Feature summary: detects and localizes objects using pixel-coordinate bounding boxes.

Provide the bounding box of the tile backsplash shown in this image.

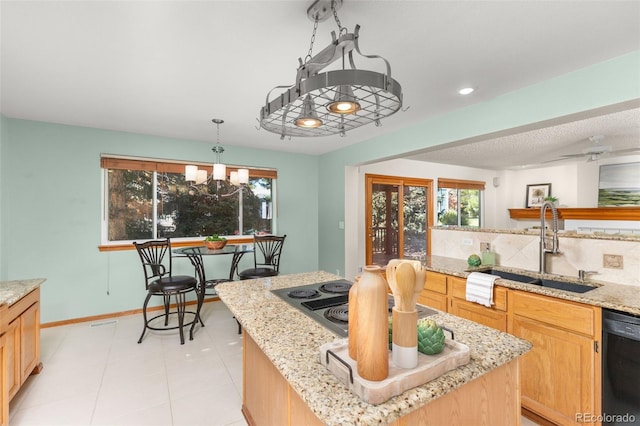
[431,228,639,287]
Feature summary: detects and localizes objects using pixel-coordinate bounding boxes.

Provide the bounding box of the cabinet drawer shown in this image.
[450,277,507,312]
[510,290,596,337]
[424,271,447,294]
[450,299,507,332]
[417,290,447,312]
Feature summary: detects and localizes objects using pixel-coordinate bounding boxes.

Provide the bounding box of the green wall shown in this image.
[0,119,319,322]
[2,50,639,323]
[317,50,640,276]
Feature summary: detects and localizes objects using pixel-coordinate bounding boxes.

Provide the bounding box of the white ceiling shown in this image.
[1,1,640,168]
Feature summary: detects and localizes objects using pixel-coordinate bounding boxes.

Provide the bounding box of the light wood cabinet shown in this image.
[19,302,40,385]
[243,332,288,426]
[420,271,602,425]
[0,304,8,426]
[242,329,522,425]
[416,271,448,311]
[243,332,323,426]
[4,288,42,403]
[448,276,508,332]
[5,318,20,400]
[508,290,601,425]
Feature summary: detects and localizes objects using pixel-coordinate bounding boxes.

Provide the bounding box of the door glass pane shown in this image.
[403,185,427,260]
[460,189,480,227]
[437,188,459,225]
[371,183,399,266]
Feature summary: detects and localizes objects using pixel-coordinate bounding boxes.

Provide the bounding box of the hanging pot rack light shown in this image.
[259,0,403,139]
[185,119,249,197]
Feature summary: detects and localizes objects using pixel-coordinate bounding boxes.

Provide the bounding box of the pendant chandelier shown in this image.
[185,119,249,196]
[259,0,403,139]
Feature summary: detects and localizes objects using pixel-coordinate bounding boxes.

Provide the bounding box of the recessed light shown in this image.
[458,87,474,95]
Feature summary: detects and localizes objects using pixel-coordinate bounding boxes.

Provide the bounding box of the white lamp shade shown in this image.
[238,168,249,184]
[185,165,198,182]
[230,171,239,186]
[195,169,208,185]
[213,163,226,180]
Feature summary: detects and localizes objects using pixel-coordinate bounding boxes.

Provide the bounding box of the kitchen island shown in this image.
[217,271,531,425]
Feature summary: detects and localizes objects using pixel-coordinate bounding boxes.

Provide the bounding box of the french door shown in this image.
[365,174,433,266]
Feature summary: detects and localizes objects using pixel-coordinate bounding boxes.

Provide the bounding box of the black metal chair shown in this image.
[134,238,203,344]
[238,235,286,280]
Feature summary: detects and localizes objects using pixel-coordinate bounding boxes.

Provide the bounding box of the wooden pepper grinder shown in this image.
[356,265,389,381]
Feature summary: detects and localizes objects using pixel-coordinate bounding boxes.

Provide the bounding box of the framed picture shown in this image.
[526,183,551,208]
[598,162,640,206]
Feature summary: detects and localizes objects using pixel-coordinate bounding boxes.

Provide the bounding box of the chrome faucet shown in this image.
[539,201,560,274]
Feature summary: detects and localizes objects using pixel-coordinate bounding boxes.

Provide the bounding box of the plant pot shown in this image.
[205,240,227,250]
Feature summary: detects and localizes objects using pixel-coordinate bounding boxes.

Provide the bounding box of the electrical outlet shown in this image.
[603,254,623,269]
[462,238,473,246]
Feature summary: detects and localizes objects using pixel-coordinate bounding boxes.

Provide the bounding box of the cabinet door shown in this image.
[424,272,447,294]
[417,291,448,312]
[244,333,288,426]
[450,299,507,332]
[0,332,8,426]
[6,318,20,400]
[20,302,40,383]
[418,271,448,311]
[512,315,598,425]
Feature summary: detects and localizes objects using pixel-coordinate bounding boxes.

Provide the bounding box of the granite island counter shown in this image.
[216,271,531,426]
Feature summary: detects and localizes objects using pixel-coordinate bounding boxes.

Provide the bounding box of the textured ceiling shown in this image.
[1,1,640,166]
[407,104,640,170]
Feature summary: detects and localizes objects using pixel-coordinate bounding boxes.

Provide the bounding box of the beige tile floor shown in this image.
[10,300,539,426]
[9,301,247,426]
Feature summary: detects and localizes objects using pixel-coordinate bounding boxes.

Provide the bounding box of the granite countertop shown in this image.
[433,226,640,242]
[0,278,46,306]
[424,255,640,316]
[216,271,531,425]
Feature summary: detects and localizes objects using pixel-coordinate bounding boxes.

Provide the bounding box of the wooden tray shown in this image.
[319,338,470,405]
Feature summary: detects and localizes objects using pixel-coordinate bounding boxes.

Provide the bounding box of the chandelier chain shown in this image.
[304,19,319,64]
[332,0,346,35]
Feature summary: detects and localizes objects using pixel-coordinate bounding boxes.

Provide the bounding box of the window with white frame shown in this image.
[436,178,484,227]
[101,156,276,243]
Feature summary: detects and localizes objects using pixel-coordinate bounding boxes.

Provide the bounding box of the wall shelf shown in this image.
[508,207,640,221]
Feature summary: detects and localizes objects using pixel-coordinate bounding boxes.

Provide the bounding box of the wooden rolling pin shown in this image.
[395,262,416,312]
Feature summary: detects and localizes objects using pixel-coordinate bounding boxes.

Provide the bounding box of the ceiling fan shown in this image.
[546,135,640,163]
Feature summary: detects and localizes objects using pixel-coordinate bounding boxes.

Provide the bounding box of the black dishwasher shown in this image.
[602,309,640,425]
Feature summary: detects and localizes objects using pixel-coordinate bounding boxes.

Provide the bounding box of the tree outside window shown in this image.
[102,157,275,243]
[436,178,484,227]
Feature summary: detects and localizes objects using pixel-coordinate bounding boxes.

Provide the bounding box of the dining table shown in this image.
[173,244,254,297]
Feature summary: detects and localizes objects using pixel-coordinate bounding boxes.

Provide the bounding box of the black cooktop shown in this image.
[271,279,437,337]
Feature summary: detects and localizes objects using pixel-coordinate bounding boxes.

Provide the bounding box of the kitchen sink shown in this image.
[480,269,597,293]
[481,270,537,283]
[528,278,596,293]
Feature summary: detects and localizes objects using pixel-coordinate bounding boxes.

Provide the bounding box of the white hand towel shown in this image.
[466,272,499,308]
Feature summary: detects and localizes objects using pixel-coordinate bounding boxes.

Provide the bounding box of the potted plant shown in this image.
[543,196,559,206]
[204,234,227,250]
